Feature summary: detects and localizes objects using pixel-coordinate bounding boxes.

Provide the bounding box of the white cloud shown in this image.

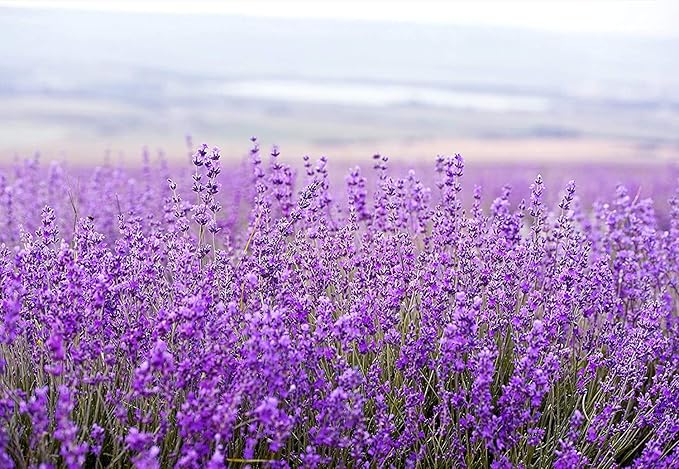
[1,0,678,37]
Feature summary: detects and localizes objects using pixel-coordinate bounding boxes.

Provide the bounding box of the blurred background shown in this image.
[0,0,678,164]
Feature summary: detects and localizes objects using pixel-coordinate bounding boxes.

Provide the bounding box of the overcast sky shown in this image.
[2,0,678,38]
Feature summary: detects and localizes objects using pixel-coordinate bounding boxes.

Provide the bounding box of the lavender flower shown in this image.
[0,141,676,468]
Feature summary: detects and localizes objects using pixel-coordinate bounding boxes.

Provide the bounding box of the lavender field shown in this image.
[0,140,677,468]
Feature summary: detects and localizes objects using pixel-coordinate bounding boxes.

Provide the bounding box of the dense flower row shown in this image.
[0,141,677,468]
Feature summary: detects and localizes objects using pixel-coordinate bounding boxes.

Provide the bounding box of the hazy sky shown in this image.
[2,0,678,38]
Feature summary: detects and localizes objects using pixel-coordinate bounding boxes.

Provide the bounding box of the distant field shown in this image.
[1,9,678,164]
[1,94,677,165]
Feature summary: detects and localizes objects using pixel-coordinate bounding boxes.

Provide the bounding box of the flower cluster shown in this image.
[0,142,677,468]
